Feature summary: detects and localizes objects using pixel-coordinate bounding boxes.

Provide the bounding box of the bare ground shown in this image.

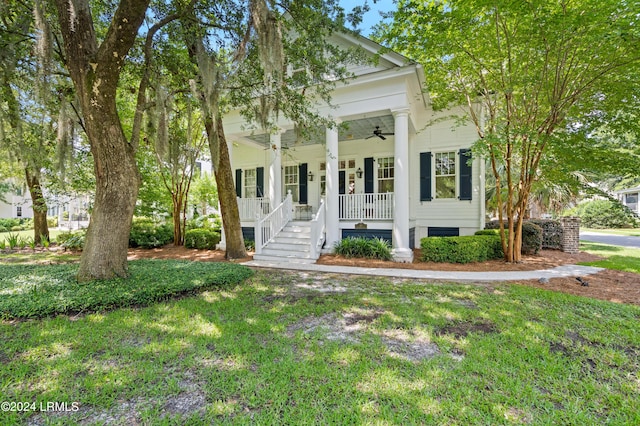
[125,246,640,307]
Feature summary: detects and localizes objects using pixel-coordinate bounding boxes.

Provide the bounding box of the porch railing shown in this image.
[309,199,326,259]
[339,193,394,220]
[238,197,270,221]
[255,192,293,255]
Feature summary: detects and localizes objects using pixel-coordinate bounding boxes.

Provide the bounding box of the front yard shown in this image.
[0,256,638,424]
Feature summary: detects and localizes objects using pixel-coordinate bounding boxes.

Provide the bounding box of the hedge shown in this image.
[129,218,173,248]
[185,228,221,250]
[420,235,503,263]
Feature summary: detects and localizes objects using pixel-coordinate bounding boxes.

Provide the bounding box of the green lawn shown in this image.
[1,259,639,424]
[582,228,640,237]
[0,229,63,245]
[579,241,640,274]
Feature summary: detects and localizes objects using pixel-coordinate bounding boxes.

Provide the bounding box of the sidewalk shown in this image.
[241,260,604,282]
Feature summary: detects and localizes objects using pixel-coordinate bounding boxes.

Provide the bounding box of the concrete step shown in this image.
[267,242,311,251]
[282,226,312,233]
[277,231,311,240]
[253,254,317,264]
[261,247,312,258]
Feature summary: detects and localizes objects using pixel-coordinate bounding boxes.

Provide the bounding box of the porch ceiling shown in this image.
[245,114,394,148]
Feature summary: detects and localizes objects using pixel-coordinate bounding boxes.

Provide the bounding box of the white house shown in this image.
[221,33,485,263]
[0,186,33,220]
[616,186,640,216]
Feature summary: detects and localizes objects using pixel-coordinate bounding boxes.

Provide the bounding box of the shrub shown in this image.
[244,239,255,251]
[0,226,7,233]
[474,229,500,236]
[56,230,86,250]
[420,235,503,263]
[186,213,222,231]
[521,222,543,255]
[184,228,220,250]
[129,218,173,248]
[568,199,638,229]
[0,218,20,229]
[0,260,254,319]
[5,233,20,250]
[47,216,58,227]
[62,233,86,251]
[334,237,393,260]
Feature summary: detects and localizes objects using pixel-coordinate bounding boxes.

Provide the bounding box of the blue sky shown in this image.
[342,0,397,36]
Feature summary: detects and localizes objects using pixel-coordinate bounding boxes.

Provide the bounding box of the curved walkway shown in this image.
[242,260,604,282]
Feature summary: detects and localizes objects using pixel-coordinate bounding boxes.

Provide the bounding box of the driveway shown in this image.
[580,231,640,249]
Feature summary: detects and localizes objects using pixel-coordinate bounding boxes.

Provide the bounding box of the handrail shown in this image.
[338,193,394,220]
[255,191,293,254]
[309,198,326,259]
[238,197,270,221]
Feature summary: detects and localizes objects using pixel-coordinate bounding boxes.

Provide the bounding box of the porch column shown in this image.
[392,108,413,262]
[326,123,340,249]
[269,130,283,208]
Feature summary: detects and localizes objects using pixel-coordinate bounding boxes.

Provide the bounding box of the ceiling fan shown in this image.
[366,126,394,140]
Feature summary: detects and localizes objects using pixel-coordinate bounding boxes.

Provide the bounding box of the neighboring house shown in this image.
[0,185,33,219]
[0,181,91,229]
[616,187,640,216]
[221,33,485,263]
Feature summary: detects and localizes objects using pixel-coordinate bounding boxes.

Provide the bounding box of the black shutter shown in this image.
[299,163,308,204]
[235,169,242,198]
[459,149,472,201]
[420,152,432,201]
[364,157,374,193]
[256,167,264,197]
[339,171,346,195]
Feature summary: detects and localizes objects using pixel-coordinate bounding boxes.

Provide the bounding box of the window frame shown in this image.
[434,151,457,199]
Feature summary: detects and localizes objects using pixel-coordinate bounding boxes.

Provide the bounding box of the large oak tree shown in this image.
[52,0,150,280]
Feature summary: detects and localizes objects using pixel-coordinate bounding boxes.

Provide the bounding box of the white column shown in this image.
[392,108,413,262]
[325,124,340,249]
[269,130,283,208]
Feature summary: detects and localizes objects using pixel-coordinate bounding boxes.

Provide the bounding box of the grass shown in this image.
[0,260,253,319]
[1,259,639,424]
[579,241,640,274]
[582,228,640,237]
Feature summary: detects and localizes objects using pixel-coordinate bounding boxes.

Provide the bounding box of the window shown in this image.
[340,159,356,194]
[626,193,638,212]
[16,206,22,217]
[244,169,257,198]
[284,165,299,202]
[435,151,456,198]
[377,157,394,193]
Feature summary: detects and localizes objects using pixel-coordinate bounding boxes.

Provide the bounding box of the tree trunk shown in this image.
[76,109,140,281]
[212,117,246,259]
[25,168,49,245]
[172,193,184,246]
[53,0,149,281]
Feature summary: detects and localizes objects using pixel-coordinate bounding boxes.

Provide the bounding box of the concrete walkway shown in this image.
[242,260,604,282]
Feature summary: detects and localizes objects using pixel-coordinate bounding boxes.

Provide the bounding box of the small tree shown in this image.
[378,0,640,261]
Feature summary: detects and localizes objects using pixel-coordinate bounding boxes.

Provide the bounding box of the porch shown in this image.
[238,193,395,222]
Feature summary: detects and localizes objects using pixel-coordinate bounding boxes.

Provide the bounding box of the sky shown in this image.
[342,0,397,36]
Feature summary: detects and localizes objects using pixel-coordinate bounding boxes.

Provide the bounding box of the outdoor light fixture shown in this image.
[308,170,314,181]
[356,167,363,178]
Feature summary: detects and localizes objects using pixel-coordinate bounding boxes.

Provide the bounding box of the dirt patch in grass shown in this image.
[436,320,498,338]
[287,309,442,362]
